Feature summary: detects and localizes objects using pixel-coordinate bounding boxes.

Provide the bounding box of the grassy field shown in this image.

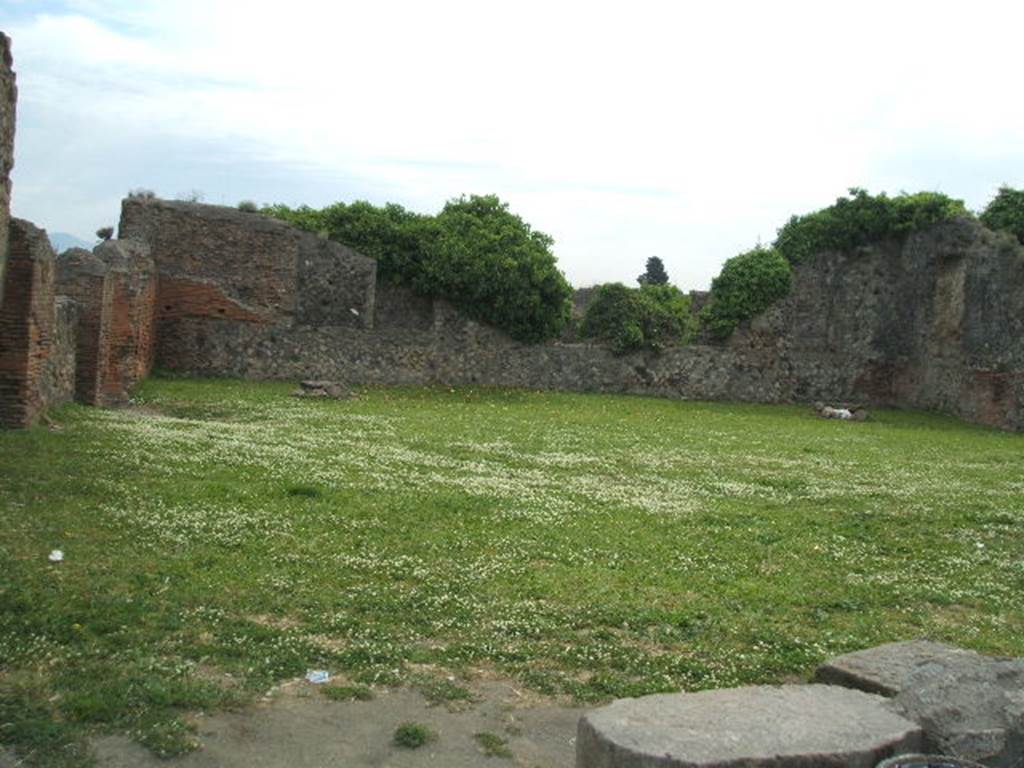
[1,378,1022,765]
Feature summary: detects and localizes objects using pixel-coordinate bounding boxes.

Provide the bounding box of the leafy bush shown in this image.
[580,282,695,353]
[95,226,114,241]
[427,195,571,343]
[127,188,156,200]
[774,188,968,264]
[265,200,437,286]
[237,200,259,213]
[980,186,1024,243]
[267,195,572,343]
[700,247,791,339]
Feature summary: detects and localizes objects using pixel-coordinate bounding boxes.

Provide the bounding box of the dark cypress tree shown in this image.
[637,256,669,286]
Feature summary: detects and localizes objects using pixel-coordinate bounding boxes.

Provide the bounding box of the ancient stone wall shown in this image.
[0,32,15,305]
[126,198,1024,432]
[56,248,114,404]
[119,198,376,325]
[0,219,73,427]
[42,296,77,408]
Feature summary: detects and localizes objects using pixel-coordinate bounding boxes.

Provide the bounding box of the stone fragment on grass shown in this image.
[291,380,351,399]
[817,641,1024,767]
[815,640,975,696]
[576,684,923,768]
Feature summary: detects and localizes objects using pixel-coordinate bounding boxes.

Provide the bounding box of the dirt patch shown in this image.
[92,679,584,767]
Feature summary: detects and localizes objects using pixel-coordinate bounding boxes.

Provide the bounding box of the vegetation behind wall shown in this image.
[699,188,970,339]
[265,195,572,343]
[980,186,1024,244]
[580,282,695,353]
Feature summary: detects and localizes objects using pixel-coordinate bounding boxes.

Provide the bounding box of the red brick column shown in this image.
[94,239,156,402]
[0,219,55,428]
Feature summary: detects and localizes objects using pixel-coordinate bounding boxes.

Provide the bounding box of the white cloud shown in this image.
[7,0,1024,288]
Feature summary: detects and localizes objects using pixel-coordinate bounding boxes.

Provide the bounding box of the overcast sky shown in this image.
[3,0,1023,289]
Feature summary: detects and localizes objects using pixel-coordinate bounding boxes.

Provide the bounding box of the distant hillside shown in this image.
[48,231,92,253]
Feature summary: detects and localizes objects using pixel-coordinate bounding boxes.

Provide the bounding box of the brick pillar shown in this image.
[94,239,156,402]
[56,248,113,404]
[0,219,56,428]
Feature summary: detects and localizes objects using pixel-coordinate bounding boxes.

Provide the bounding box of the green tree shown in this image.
[264,200,437,285]
[980,186,1024,243]
[581,282,694,353]
[637,256,669,286]
[428,195,572,343]
[700,246,791,339]
[268,195,572,343]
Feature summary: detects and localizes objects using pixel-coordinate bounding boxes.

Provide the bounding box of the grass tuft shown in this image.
[393,722,435,749]
[321,684,374,702]
[474,731,513,758]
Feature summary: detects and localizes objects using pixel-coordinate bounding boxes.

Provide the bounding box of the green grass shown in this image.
[320,684,374,702]
[474,731,513,758]
[1,377,1022,765]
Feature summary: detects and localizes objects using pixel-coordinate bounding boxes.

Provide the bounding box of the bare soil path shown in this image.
[91,679,583,768]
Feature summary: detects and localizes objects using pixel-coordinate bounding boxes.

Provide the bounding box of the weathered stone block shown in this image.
[576,685,923,768]
[815,640,975,697]
[817,641,1024,767]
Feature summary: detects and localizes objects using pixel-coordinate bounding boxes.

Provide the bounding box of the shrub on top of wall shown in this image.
[700,246,791,339]
[580,282,695,354]
[980,186,1024,244]
[773,188,968,264]
[264,200,437,286]
[265,195,572,343]
[427,195,572,343]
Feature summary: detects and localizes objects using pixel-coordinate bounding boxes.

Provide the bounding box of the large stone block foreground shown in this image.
[577,684,923,768]
[817,641,1024,768]
[579,642,1024,768]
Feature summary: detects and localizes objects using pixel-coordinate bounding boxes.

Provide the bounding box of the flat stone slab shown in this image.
[817,641,1024,767]
[576,684,923,768]
[815,641,985,696]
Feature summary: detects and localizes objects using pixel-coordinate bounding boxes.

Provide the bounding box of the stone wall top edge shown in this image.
[56,247,109,276]
[120,198,379,267]
[121,197,306,235]
[10,218,56,256]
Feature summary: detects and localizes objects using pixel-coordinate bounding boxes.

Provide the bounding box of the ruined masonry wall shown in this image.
[0,220,75,427]
[56,249,114,404]
[124,198,1024,432]
[93,239,157,403]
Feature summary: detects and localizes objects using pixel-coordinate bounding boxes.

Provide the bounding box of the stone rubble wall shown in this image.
[42,296,77,408]
[56,248,114,405]
[124,196,1024,431]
